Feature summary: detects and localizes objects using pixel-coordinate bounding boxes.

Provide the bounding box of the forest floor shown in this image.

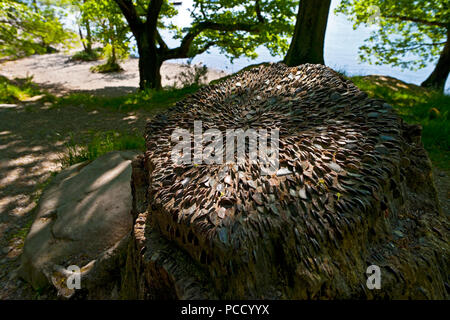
[0,54,448,299]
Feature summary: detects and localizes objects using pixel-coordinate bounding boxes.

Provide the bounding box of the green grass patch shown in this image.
[350,75,449,169]
[0,75,54,103]
[90,61,123,73]
[69,49,102,62]
[55,84,200,112]
[61,131,145,167]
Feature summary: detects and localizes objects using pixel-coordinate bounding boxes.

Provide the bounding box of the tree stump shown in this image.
[121,63,448,299]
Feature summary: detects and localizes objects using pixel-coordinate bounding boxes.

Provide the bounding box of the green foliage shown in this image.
[336,0,449,70]
[170,59,209,87]
[0,0,75,58]
[90,59,123,73]
[78,0,131,67]
[0,75,51,103]
[70,48,102,61]
[350,75,449,169]
[187,0,297,61]
[61,131,145,166]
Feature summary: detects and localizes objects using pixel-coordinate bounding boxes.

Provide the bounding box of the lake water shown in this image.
[159,0,449,93]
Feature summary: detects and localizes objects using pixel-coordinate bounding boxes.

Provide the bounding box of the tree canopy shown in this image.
[81,0,131,68]
[0,0,74,58]
[336,0,449,90]
[113,0,298,89]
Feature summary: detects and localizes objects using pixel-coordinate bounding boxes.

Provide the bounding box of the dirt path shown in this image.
[0,100,153,299]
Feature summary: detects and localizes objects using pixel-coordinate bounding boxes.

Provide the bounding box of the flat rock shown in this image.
[19,151,139,298]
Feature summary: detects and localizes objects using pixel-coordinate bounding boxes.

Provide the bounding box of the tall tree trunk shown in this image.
[284,0,331,66]
[137,32,162,90]
[421,29,449,92]
[78,25,87,51]
[81,0,93,54]
[85,21,93,54]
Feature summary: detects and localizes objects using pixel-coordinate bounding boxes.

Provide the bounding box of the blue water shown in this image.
[157,0,449,93]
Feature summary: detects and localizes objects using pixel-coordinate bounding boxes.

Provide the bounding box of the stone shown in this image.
[19,151,139,299]
[122,63,448,300]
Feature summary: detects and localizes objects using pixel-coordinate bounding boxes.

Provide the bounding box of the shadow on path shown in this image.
[0,100,151,299]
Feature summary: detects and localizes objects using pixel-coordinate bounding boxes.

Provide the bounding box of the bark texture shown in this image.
[284,0,331,66]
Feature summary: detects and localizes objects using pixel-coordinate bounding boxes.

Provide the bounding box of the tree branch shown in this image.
[114,0,144,36]
[374,42,446,54]
[163,20,262,60]
[196,41,215,55]
[146,0,163,30]
[385,14,447,28]
[156,30,168,52]
[255,0,264,23]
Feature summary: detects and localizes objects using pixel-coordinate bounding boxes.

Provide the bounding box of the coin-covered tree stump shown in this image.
[121,63,448,299]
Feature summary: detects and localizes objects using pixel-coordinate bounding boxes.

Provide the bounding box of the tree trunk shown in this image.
[85,21,93,54]
[78,25,87,52]
[284,0,331,66]
[137,32,162,90]
[421,29,449,92]
[81,0,93,54]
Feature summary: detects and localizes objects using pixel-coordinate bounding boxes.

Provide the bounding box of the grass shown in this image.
[61,131,145,167]
[90,61,123,73]
[0,75,54,104]
[54,84,200,112]
[350,75,449,169]
[54,85,201,166]
[69,49,102,62]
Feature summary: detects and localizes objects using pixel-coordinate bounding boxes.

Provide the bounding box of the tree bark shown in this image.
[81,0,93,54]
[78,25,87,52]
[421,29,449,92]
[137,32,162,90]
[284,0,331,66]
[85,20,93,54]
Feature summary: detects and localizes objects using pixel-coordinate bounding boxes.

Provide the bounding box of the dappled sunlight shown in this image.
[0,89,150,293]
[88,159,129,191]
[0,140,21,151]
[361,75,432,96]
[0,167,24,186]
